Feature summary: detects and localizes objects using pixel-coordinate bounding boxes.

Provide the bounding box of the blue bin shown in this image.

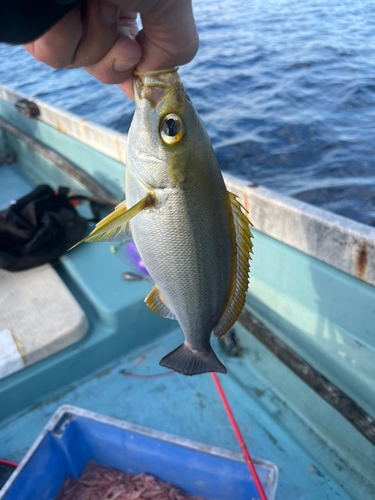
[0,405,278,500]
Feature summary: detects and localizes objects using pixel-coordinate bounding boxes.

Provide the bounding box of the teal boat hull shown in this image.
[0,85,374,500]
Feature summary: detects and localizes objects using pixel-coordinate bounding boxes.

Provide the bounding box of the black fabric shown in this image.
[0,0,86,45]
[0,185,91,272]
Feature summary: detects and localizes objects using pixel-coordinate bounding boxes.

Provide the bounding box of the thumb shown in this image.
[135,0,198,72]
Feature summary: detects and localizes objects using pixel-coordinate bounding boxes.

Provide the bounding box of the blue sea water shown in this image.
[0,0,375,225]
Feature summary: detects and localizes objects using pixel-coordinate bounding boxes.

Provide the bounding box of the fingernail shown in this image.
[114,59,140,73]
[100,0,119,24]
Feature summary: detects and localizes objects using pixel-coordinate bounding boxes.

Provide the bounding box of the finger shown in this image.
[118,75,136,100]
[23,8,83,69]
[84,33,141,85]
[135,0,199,72]
[116,0,198,100]
[67,0,120,68]
[84,13,141,87]
[23,0,120,70]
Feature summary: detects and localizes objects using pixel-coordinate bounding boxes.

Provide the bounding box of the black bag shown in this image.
[0,184,96,272]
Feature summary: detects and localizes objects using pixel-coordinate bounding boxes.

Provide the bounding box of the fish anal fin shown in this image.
[159,343,227,376]
[213,192,254,338]
[145,285,176,320]
[70,193,154,249]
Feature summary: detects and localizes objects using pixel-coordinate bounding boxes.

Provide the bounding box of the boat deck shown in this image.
[0,323,359,500]
[0,91,374,500]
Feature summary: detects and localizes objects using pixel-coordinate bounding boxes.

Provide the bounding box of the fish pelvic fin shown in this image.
[213,192,254,338]
[145,285,176,320]
[160,343,227,376]
[69,193,155,249]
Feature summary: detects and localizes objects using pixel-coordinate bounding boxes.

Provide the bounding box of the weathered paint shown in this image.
[356,242,368,279]
[247,228,375,419]
[0,100,126,200]
[0,87,374,500]
[224,173,375,286]
[0,85,127,165]
[0,329,373,500]
[1,83,375,286]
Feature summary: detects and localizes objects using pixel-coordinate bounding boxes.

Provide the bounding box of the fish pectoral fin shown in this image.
[114,199,127,211]
[69,193,155,249]
[145,285,176,320]
[159,343,227,376]
[213,192,254,339]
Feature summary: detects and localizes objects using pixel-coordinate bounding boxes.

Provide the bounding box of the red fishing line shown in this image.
[0,458,18,468]
[211,372,267,500]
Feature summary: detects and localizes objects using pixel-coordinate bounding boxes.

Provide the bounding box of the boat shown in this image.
[0,83,374,500]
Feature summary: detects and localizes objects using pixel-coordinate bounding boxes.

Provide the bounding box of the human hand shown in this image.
[23,0,199,99]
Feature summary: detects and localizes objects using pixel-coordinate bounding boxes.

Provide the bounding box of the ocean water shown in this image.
[0,0,375,226]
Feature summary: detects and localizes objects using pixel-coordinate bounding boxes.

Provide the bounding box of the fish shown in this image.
[72,68,253,376]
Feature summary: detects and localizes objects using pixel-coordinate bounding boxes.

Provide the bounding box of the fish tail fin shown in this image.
[159,343,227,376]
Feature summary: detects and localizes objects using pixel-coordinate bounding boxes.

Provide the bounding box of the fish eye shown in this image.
[160,114,183,145]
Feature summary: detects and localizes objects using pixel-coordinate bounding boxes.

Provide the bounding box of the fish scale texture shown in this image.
[128,177,232,352]
[123,69,245,370]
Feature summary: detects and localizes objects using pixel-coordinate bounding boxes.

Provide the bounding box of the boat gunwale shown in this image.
[0,83,374,286]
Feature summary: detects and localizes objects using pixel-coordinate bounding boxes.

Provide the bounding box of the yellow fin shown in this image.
[70,193,154,249]
[213,192,254,338]
[114,199,127,211]
[145,285,176,320]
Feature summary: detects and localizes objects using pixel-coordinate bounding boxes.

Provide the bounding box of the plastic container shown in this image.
[0,405,278,500]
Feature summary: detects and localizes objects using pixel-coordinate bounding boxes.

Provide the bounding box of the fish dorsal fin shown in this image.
[213,192,254,338]
[70,193,155,249]
[145,285,176,320]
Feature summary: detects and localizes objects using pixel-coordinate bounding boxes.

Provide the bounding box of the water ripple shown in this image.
[0,0,375,225]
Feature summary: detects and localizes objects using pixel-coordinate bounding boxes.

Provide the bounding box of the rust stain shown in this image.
[78,118,88,139]
[242,188,254,228]
[55,121,67,134]
[115,136,125,163]
[242,188,250,219]
[356,242,368,279]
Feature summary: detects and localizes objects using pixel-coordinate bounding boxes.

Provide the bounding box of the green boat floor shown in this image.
[0,326,373,500]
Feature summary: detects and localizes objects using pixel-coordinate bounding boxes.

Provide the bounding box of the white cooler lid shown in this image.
[0,264,88,379]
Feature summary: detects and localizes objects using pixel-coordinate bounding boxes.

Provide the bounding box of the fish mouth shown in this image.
[133,68,182,107]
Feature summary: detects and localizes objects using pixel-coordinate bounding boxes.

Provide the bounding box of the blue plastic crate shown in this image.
[0,405,278,500]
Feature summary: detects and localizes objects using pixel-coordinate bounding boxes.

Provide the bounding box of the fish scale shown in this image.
[73,68,253,376]
[129,184,231,344]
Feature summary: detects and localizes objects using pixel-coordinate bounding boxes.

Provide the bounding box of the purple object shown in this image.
[126,241,149,275]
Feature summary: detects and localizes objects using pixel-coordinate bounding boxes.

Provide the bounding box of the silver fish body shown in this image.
[125,69,249,375]
[126,159,232,354]
[75,69,253,375]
